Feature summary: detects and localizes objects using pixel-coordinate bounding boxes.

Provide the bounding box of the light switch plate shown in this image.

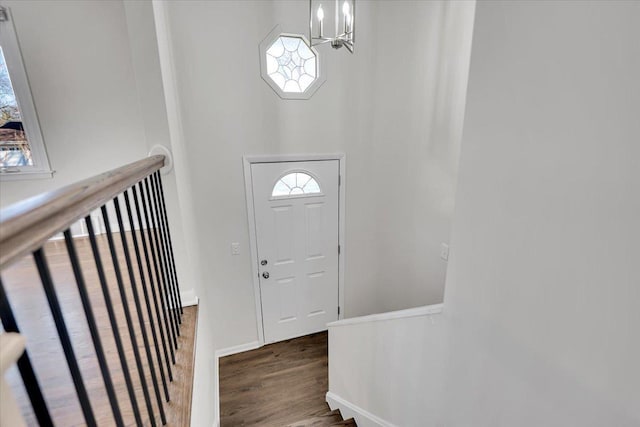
[231,242,240,255]
[440,243,449,261]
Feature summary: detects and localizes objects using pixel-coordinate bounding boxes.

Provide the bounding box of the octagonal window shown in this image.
[259,27,325,100]
[266,36,317,93]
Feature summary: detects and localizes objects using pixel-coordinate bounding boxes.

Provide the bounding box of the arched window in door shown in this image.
[272,172,321,197]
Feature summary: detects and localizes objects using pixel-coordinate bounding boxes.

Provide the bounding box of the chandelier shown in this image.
[309,0,355,53]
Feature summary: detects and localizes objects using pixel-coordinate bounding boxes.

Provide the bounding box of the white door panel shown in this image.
[252,160,339,343]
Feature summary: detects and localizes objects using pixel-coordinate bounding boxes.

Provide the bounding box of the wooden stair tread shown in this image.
[285,411,341,426]
[286,409,356,427]
[329,419,357,426]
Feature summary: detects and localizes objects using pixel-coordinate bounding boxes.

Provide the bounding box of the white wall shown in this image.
[162,0,472,351]
[328,308,447,427]
[0,1,147,206]
[443,0,640,425]
[122,0,199,306]
[370,0,473,313]
[148,3,217,426]
[0,1,149,238]
[0,1,196,298]
[328,1,640,425]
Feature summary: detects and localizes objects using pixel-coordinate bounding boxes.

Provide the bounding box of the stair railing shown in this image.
[0,332,27,427]
[0,155,184,426]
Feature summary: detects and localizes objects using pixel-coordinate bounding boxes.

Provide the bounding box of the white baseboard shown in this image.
[326,391,397,427]
[215,340,262,359]
[180,288,198,307]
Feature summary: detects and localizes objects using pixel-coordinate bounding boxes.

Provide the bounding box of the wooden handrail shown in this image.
[0,155,165,270]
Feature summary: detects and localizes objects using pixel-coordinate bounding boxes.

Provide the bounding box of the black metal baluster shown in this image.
[85,216,143,426]
[132,185,175,377]
[125,190,171,401]
[146,177,181,333]
[63,230,124,427]
[0,277,54,427]
[149,174,180,326]
[140,181,179,350]
[153,172,183,315]
[100,205,155,427]
[33,248,97,427]
[113,196,166,425]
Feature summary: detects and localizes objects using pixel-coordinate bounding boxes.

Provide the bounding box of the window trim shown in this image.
[0,6,52,180]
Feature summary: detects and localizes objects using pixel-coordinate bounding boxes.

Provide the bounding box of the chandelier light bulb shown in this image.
[342,1,350,34]
[317,5,324,37]
[342,0,350,16]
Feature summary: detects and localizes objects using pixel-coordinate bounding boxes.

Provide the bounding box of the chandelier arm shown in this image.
[312,38,334,46]
[343,41,354,53]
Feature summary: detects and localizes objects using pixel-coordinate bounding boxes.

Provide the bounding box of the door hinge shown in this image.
[338,306,341,315]
[338,175,341,186]
[338,245,341,255]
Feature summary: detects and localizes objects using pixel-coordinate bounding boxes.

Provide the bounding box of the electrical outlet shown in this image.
[231,242,240,255]
[440,243,449,261]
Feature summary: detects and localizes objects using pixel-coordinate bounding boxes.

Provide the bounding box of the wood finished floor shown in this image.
[1,234,196,426]
[219,332,331,427]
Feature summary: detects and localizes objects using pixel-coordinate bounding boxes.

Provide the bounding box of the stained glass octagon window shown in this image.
[266,36,316,93]
[259,26,326,100]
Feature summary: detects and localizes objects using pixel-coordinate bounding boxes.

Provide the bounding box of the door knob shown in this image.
[262,272,270,279]
[261,260,268,266]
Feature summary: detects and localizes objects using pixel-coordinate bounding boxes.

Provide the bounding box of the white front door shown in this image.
[251,160,339,343]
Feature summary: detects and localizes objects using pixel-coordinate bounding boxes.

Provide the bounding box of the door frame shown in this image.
[243,153,346,345]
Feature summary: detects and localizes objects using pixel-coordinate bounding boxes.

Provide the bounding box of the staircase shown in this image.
[286,407,356,427]
[0,156,196,426]
[219,331,356,426]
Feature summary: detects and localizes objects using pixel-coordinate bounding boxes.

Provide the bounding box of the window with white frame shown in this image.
[265,36,317,93]
[259,26,326,100]
[272,172,322,198]
[0,6,51,178]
